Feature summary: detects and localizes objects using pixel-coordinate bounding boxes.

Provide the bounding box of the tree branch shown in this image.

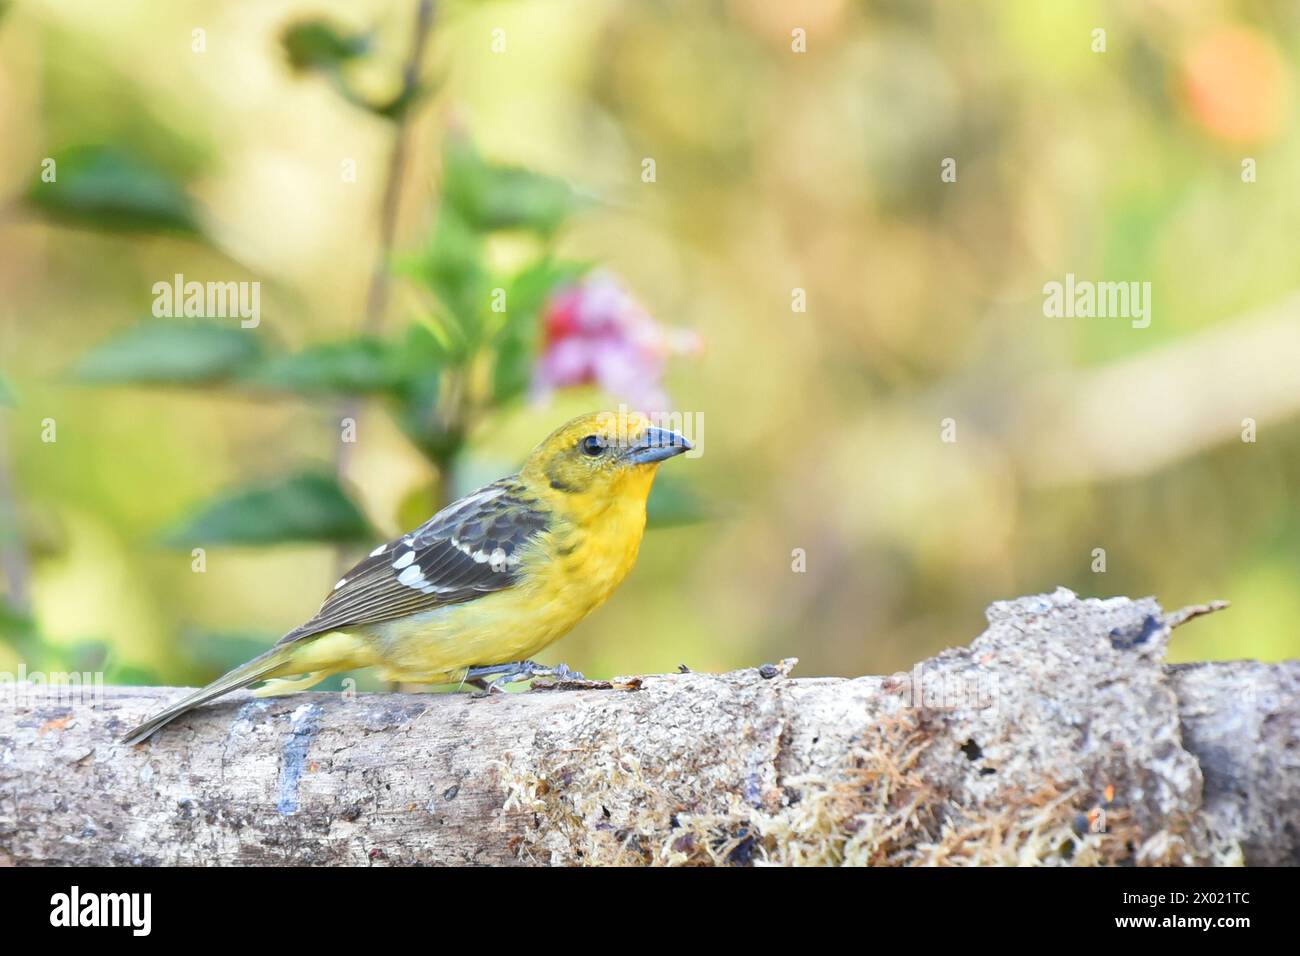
[1,590,1296,866]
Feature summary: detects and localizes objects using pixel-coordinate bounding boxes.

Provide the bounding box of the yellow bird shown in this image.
[122,411,692,744]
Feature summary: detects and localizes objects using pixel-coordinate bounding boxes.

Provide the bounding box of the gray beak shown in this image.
[622,426,693,465]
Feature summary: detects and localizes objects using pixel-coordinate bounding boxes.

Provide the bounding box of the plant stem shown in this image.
[361,0,435,338]
[334,0,436,563]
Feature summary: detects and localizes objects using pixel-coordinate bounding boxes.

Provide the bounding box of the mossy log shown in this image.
[1,589,1296,866]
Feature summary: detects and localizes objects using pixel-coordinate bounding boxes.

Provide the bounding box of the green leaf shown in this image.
[0,371,16,406]
[490,258,590,404]
[392,384,465,467]
[29,145,201,234]
[506,258,590,317]
[442,137,582,235]
[422,205,488,343]
[73,320,263,385]
[159,471,373,547]
[646,473,709,528]
[382,326,458,462]
[402,317,457,365]
[394,397,462,465]
[281,20,371,73]
[245,337,417,395]
[279,20,421,121]
[490,313,538,406]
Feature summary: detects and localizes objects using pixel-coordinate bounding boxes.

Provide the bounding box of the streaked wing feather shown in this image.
[277,480,549,645]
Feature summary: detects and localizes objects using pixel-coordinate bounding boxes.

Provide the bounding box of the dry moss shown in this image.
[499,705,1242,867]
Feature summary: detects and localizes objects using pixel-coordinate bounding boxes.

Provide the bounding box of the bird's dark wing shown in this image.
[276,479,550,645]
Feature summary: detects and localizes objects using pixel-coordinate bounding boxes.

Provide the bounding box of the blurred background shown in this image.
[2,0,1298,695]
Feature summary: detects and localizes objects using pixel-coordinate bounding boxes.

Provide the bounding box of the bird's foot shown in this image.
[465,660,585,697]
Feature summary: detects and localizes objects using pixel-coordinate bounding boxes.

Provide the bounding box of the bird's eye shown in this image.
[580,435,605,457]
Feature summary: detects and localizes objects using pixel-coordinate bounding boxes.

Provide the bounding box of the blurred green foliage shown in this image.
[281,20,372,75]
[1,7,621,683]
[27,145,201,234]
[1,0,1298,694]
[280,15,426,120]
[158,472,374,548]
[72,321,264,385]
[0,3,706,684]
[0,595,156,684]
[47,29,601,570]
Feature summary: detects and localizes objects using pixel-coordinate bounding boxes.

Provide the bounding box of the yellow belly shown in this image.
[274,592,586,687]
[282,505,647,685]
[367,586,587,681]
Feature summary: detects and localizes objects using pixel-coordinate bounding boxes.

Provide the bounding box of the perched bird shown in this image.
[122,411,692,744]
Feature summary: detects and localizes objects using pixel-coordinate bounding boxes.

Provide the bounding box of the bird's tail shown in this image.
[120,646,297,745]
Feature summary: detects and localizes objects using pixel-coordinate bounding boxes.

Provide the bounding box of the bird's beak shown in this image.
[622,426,693,465]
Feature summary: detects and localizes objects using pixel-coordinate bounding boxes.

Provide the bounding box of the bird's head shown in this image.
[522,410,693,505]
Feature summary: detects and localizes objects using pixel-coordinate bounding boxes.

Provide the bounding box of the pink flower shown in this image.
[532,274,699,413]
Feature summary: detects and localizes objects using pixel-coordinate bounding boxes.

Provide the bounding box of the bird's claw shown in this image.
[542,663,585,682]
[465,660,584,697]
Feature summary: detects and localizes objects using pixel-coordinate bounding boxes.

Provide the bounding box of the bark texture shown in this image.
[1,588,1296,866]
